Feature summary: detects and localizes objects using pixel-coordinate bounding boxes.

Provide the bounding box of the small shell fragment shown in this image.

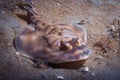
[80,66,89,72]
[57,76,64,80]
[16,52,20,55]
[91,73,95,76]
[56,3,62,6]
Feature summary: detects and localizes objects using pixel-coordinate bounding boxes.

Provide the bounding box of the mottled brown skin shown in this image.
[15,0,91,68]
